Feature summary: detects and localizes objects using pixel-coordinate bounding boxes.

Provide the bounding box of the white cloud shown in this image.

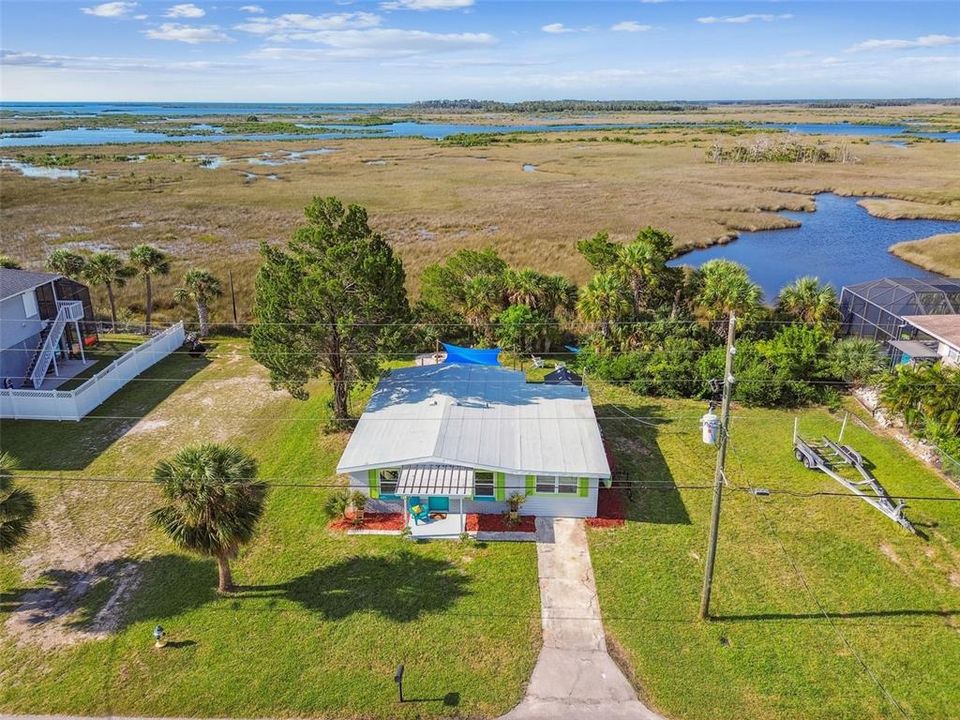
[0,48,246,72]
[252,29,495,59]
[542,23,574,34]
[133,13,148,19]
[235,12,382,37]
[611,21,652,33]
[81,2,138,18]
[165,3,205,18]
[144,23,232,43]
[239,4,264,12]
[847,34,960,52]
[381,0,473,10]
[697,14,793,25]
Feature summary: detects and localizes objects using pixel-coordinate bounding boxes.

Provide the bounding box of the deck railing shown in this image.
[1,322,185,421]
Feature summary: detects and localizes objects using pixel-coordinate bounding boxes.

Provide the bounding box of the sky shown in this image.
[1,1,958,102]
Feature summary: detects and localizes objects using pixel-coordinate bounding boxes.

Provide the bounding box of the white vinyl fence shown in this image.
[0,322,185,421]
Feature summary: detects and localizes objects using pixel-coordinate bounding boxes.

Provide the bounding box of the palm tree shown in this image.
[463,275,505,345]
[0,453,38,553]
[129,244,170,333]
[504,268,548,309]
[46,249,86,279]
[84,252,133,329]
[151,444,267,593]
[693,259,763,326]
[174,269,222,337]
[577,271,631,341]
[778,276,840,329]
[0,255,22,269]
[829,337,884,387]
[616,241,660,315]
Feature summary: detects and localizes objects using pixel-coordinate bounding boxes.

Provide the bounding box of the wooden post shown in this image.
[229,270,239,329]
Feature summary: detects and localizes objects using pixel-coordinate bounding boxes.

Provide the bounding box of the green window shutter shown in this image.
[578,477,589,497]
[368,469,379,499]
[495,472,506,501]
[525,475,535,495]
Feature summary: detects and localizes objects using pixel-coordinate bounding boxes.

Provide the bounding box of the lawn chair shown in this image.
[407,496,430,525]
[531,355,545,369]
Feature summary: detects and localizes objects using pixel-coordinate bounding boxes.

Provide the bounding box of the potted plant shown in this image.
[505,491,526,526]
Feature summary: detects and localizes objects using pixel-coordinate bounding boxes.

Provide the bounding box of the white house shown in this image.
[0,267,185,421]
[0,268,95,389]
[336,359,612,537]
[903,315,960,366]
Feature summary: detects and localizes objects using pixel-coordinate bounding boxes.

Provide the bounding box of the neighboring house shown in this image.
[839,277,960,360]
[1,267,185,421]
[336,357,611,537]
[0,268,97,389]
[901,315,960,366]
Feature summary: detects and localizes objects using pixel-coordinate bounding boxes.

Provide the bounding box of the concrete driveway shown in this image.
[500,517,667,720]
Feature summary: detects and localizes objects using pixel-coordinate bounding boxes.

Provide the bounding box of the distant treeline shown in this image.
[411,99,707,112]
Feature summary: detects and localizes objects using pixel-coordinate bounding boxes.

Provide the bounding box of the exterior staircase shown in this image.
[22,301,83,389]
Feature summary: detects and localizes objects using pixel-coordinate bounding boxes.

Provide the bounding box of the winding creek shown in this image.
[668,193,960,301]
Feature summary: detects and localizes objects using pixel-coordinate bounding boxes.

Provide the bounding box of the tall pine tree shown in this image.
[251,197,409,419]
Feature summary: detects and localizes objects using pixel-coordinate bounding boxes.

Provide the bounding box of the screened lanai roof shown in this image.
[842,277,960,317]
[336,363,611,478]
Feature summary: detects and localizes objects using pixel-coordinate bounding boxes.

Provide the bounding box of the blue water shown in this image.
[2,102,958,146]
[668,193,960,301]
[0,102,401,117]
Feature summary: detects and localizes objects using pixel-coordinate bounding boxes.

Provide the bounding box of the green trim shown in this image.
[494,472,506,501]
[578,477,589,497]
[525,475,535,495]
[367,469,379,499]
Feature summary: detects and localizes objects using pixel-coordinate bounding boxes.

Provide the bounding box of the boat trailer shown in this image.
[792,418,916,534]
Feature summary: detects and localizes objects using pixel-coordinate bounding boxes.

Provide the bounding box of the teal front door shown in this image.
[427,496,450,512]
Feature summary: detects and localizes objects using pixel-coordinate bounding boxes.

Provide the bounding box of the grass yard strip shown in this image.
[588,383,960,720]
[0,339,541,719]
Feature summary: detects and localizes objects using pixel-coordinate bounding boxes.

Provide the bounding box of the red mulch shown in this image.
[586,487,626,528]
[466,513,537,533]
[329,512,405,532]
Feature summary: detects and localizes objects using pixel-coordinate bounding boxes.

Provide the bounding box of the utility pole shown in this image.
[699,312,737,620]
[229,270,239,330]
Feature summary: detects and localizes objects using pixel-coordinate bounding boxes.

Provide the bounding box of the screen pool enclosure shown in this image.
[840,277,960,345]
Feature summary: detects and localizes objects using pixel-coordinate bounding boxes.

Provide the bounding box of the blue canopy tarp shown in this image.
[442,343,501,366]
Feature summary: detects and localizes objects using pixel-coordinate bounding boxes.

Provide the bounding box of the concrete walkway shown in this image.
[501,518,667,720]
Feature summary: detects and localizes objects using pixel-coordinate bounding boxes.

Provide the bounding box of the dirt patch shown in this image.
[880,543,904,568]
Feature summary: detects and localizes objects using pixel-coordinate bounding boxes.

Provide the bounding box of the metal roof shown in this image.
[903,314,960,348]
[398,465,473,497]
[0,268,61,302]
[337,363,611,478]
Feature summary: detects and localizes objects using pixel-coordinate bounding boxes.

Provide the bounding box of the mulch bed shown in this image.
[586,487,627,528]
[329,512,405,532]
[466,513,537,533]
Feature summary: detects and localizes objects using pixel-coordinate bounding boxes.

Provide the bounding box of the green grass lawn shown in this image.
[588,383,960,720]
[0,339,540,718]
[55,335,144,391]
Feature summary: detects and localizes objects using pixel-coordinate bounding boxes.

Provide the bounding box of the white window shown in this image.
[379,469,399,496]
[474,471,495,498]
[535,475,578,495]
[21,292,38,318]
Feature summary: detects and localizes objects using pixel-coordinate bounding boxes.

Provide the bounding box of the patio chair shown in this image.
[407,497,430,525]
[531,355,545,369]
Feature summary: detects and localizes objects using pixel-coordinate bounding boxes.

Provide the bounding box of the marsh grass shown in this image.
[2,106,959,325]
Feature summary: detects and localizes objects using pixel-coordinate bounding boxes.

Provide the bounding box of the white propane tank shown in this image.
[701,411,719,445]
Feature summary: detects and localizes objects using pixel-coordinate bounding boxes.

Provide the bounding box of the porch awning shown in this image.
[888,340,939,359]
[398,464,473,497]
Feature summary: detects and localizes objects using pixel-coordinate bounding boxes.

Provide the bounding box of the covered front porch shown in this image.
[400,464,470,539]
